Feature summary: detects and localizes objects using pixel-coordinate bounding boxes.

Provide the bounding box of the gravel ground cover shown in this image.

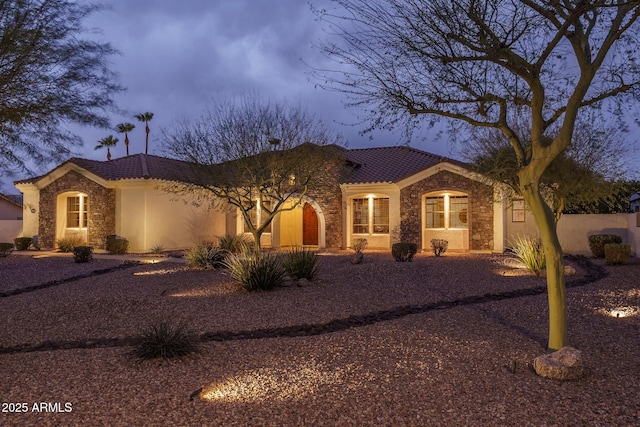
[0,251,639,426]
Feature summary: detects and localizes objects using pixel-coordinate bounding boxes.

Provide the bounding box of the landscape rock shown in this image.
[297,278,310,287]
[534,347,585,380]
[539,265,577,278]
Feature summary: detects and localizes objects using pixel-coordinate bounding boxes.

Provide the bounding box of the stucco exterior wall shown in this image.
[115,183,228,252]
[399,170,494,251]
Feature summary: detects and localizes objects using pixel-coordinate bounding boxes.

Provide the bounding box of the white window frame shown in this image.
[424,192,468,230]
[352,196,389,235]
[66,194,88,229]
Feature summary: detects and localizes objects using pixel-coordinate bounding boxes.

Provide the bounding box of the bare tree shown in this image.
[161,95,345,252]
[315,0,640,350]
[0,0,123,176]
[463,114,633,220]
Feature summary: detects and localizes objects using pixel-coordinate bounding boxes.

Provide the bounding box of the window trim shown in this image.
[423,192,468,230]
[66,194,88,229]
[352,196,390,235]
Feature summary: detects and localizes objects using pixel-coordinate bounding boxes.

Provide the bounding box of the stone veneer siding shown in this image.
[306,162,344,248]
[39,171,115,249]
[400,170,494,251]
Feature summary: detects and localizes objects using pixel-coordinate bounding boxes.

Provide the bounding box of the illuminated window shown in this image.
[67,195,88,228]
[512,199,526,222]
[353,197,389,234]
[352,198,369,234]
[425,194,468,229]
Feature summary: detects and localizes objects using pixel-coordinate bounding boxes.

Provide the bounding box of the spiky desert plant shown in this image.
[184,243,228,269]
[129,320,200,360]
[510,235,546,274]
[283,247,319,280]
[224,253,285,291]
[218,234,252,254]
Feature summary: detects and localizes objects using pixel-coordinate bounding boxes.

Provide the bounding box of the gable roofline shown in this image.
[343,145,469,184]
[14,153,198,187]
[0,192,23,208]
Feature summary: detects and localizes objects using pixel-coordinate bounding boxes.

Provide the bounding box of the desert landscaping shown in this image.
[0,251,639,426]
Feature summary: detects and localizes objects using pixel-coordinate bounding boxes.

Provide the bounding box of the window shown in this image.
[352,198,369,234]
[425,194,468,229]
[512,199,526,222]
[373,198,389,233]
[67,195,88,228]
[425,196,445,228]
[352,197,389,234]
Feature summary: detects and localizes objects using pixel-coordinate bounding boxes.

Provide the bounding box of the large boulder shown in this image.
[534,347,585,380]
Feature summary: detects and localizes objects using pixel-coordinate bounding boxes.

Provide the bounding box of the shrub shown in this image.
[510,235,546,274]
[56,236,84,253]
[218,234,252,254]
[184,243,228,269]
[430,239,448,257]
[129,320,200,360]
[150,243,165,254]
[14,237,32,251]
[352,238,368,253]
[392,242,418,262]
[224,253,285,291]
[73,246,93,263]
[588,234,622,258]
[106,235,129,254]
[0,242,14,257]
[283,247,319,280]
[604,243,631,265]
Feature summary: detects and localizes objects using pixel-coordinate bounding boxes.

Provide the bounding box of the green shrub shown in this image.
[604,243,631,265]
[129,320,200,360]
[73,246,93,263]
[106,235,129,254]
[510,235,546,274]
[224,253,285,291]
[14,237,32,251]
[0,242,14,257]
[56,236,84,253]
[430,239,448,257]
[392,242,418,262]
[218,234,252,254]
[283,247,319,280]
[588,234,622,258]
[184,243,228,269]
[352,238,368,253]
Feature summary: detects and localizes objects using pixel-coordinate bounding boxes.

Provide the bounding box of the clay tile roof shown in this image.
[345,146,468,184]
[15,154,198,184]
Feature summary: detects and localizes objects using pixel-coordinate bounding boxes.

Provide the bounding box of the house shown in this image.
[14,145,512,253]
[0,192,23,242]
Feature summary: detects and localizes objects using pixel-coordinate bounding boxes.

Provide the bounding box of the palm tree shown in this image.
[116,122,135,156]
[95,135,118,160]
[135,112,154,154]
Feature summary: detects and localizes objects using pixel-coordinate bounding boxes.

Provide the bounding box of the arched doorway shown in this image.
[302,202,318,245]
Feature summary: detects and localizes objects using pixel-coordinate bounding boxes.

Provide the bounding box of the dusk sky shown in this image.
[4,0,639,190]
[74,0,452,161]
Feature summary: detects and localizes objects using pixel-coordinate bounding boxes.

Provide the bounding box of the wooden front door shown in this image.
[302,202,318,245]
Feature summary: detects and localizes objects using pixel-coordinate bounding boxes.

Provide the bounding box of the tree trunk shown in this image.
[250,230,262,254]
[520,173,567,351]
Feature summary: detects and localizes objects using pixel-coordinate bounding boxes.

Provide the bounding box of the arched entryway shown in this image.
[56,191,89,247]
[302,202,319,245]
